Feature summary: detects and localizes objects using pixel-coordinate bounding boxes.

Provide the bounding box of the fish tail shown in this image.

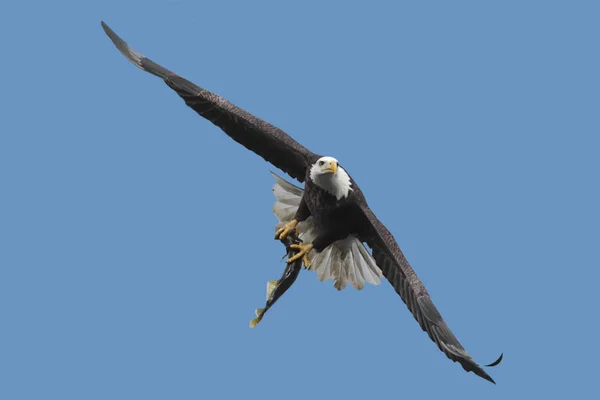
[249,308,266,328]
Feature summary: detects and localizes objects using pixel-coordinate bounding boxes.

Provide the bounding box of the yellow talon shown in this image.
[275,219,298,240]
[288,243,313,267]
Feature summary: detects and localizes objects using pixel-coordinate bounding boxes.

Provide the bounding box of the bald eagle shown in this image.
[102,21,500,384]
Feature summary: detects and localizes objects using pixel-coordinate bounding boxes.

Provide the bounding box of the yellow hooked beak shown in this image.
[323,161,338,175]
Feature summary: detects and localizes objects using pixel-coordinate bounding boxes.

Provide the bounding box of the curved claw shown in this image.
[288,243,313,267]
[275,219,298,240]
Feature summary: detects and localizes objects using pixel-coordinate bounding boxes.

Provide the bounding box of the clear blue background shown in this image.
[2,1,598,398]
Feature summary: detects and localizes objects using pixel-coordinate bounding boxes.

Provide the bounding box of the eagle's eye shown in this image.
[318,161,325,166]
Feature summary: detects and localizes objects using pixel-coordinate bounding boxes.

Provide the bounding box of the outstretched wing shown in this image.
[357,203,498,383]
[101,21,318,182]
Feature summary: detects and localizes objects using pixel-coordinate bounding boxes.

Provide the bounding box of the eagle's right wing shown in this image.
[101,22,318,182]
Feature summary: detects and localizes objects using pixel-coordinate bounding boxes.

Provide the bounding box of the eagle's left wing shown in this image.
[101,22,318,182]
[356,203,500,383]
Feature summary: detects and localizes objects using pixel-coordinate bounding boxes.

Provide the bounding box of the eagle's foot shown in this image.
[288,243,313,268]
[275,219,298,240]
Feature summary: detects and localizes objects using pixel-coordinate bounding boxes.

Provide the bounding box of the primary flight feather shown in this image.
[101,21,501,383]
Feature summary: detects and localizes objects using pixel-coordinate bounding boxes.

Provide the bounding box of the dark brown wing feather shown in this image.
[357,204,497,384]
[101,21,317,181]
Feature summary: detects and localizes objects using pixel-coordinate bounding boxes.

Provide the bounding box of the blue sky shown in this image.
[2,1,599,398]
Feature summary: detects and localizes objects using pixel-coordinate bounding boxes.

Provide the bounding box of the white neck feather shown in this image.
[310,165,353,200]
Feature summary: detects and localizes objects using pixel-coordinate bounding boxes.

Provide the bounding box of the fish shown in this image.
[250,234,304,328]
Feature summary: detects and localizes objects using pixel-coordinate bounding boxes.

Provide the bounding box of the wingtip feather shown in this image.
[462,354,500,384]
[469,352,502,383]
[482,373,496,384]
[101,21,173,79]
[101,21,145,69]
[485,352,503,367]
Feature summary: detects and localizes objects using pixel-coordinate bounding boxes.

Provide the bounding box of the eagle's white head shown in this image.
[309,156,353,200]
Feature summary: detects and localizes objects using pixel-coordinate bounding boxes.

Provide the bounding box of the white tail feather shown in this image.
[315,246,333,281]
[345,246,362,290]
[330,248,346,290]
[271,172,382,290]
[353,241,381,286]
